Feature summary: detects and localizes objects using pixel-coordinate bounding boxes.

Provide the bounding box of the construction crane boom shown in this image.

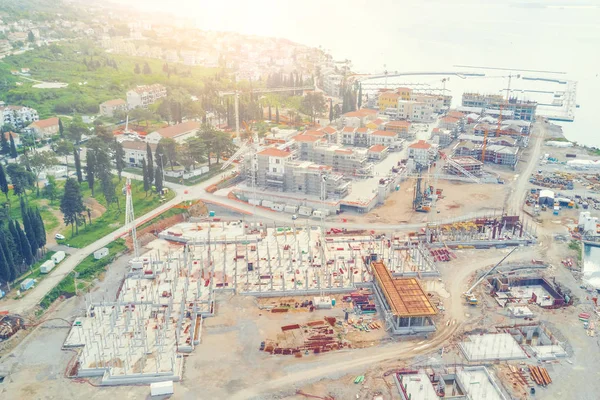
[465,247,517,296]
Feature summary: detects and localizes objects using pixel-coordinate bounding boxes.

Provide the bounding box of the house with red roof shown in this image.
[146,121,201,144]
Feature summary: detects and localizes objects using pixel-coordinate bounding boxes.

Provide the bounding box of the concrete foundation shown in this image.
[459,333,527,362]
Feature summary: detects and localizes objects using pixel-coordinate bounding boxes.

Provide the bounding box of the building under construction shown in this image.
[371,260,437,335]
[446,156,483,177]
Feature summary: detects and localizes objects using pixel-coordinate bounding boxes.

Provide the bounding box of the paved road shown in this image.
[1,172,226,315]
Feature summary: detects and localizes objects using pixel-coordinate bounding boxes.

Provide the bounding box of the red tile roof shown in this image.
[447,111,465,119]
[320,126,337,134]
[29,117,59,129]
[257,148,291,158]
[440,116,460,124]
[121,140,157,151]
[342,127,356,133]
[304,130,326,137]
[356,127,369,133]
[293,134,322,143]
[385,120,411,128]
[371,130,396,137]
[369,118,385,126]
[101,98,126,107]
[369,144,387,153]
[335,149,353,155]
[154,121,201,139]
[342,109,377,118]
[408,140,431,150]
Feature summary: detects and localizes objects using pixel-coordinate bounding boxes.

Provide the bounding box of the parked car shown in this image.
[55,233,65,240]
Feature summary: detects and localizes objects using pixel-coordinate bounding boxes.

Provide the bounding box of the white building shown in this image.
[126,84,167,109]
[0,105,38,128]
[146,121,201,144]
[407,140,433,168]
[121,140,157,167]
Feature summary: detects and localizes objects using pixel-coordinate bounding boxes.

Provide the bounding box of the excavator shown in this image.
[463,247,517,306]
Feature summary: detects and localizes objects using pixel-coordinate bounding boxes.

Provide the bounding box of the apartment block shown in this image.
[453,140,519,166]
[462,92,537,121]
[126,84,167,109]
[249,147,350,199]
[407,140,434,169]
[339,127,403,151]
[383,120,413,139]
[446,156,483,176]
[0,105,38,128]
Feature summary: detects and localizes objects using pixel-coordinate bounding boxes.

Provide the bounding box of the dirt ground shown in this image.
[346,178,511,225]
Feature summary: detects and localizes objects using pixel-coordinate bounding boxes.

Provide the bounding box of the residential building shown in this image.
[1,105,38,128]
[323,73,343,97]
[249,147,350,199]
[407,140,433,168]
[446,156,483,176]
[377,87,413,111]
[99,99,127,117]
[410,93,450,113]
[370,130,402,150]
[383,120,412,139]
[27,117,59,137]
[126,84,167,109]
[462,93,537,121]
[431,128,453,147]
[367,144,388,160]
[339,109,377,128]
[453,140,519,166]
[458,134,517,147]
[438,115,462,133]
[473,123,528,138]
[387,100,433,122]
[366,118,387,130]
[121,140,157,167]
[146,121,201,144]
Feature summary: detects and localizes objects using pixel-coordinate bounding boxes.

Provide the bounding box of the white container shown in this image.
[94,248,109,260]
[40,260,55,274]
[150,381,174,396]
[261,200,273,208]
[284,205,298,214]
[298,206,312,216]
[271,203,284,212]
[51,251,66,264]
[248,198,261,206]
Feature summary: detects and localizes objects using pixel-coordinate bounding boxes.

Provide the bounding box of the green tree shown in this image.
[300,92,327,123]
[134,63,140,74]
[113,140,125,181]
[86,150,96,196]
[159,138,177,170]
[146,143,154,184]
[357,84,363,109]
[155,166,163,194]
[67,118,88,144]
[23,151,58,196]
[60,178,85,235]
[35,208,46,249]
[100,171,117,209]
[6,164,33,197]
[329,98,333,122]
[0,163,8,200]
[0,242,11,284]
[9,133,18,158]
[8,221,22,267]
[268,104,272,121]
[0,132,9,155]
[54,139,74,174]
[15,221,33,267]
[27,30,35,43]
[74,148,83,183]
[143,62,152,74]
[42,175,58,202]
[20,198,38,253]
[142,159,150,196]
[58,118,64,136]
[275,106,280,124]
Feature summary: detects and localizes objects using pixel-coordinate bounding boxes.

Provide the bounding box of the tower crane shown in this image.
[464,247,517,305]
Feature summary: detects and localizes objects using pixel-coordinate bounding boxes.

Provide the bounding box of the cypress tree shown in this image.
[20,198,38,252]
[35,208,46,249]
[86,150,96,196]
[357,84,363,109]
[0,163,8,200]
[74,148,83,183]
[155,165,163,194]
[329,99,333,122]
[142,159,149,196]
[275,106,280,124]
[0,233,14,273]
[9,133,17,158]
[8,220,22,264]
[15,221,33,266]
[146,144,154,184]
[0,243,11,283]
[268,105,272,120]
[59,118,64,136]
[0,132,9,155]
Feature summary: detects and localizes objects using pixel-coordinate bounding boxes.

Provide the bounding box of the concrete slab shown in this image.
[457,367,507,400]
[459,333,527,362]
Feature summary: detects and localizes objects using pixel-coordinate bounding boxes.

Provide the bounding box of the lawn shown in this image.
[2,191,60,233]
[0,41,219,118]
[39,239,126,309]
[58,177,175,248]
